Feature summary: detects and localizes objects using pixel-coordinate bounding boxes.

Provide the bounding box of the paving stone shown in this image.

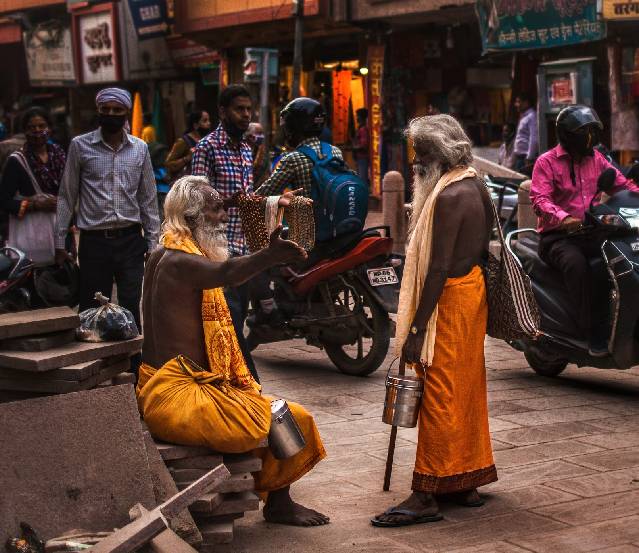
[488,401,534,417]
[446,542,532,553]
[594,402,639,416]
[595,546,639,553]
[0,306,79,339]
[496,405,616,426]
[484,460,597,492]
[568,447,639,471]
[586,415,639,433]
[511,514,639,552]
[533,490,639,525]
[576,431,639,450]
[492,421,601,446]
[545,467,639,497]
[488,417,522,432]
[511,393,611,411]
[493,439,603,469]
[387,511,567,550]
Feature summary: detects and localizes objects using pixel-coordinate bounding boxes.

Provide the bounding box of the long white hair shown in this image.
[161,175,228,261]
[406,115,473,233]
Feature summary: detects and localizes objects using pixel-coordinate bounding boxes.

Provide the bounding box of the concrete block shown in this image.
[188,492,224,513]
[197,521,234,546]
[0,335,143,372]
[155,441,214,461]
[0,307,79,340]
[193,491,260,517]
[0,385,156,543]
[0,354,130,381]
[0,329,75,351]
[167,455,223,470]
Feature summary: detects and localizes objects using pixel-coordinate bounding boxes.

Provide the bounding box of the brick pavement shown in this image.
[215,336,639,553]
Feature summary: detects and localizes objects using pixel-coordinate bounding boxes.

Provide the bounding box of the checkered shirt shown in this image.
[255,138,343,199]
[56,129,160,250]
[191,124,253,256]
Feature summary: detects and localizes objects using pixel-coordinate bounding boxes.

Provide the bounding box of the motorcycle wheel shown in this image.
[524,345,568,377]
[323,279,390,377]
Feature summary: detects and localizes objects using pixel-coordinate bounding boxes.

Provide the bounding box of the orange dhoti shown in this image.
[137,233,325,494]
[412,265,497,493]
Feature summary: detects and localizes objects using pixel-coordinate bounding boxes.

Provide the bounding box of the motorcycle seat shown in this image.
[290,236,394,296]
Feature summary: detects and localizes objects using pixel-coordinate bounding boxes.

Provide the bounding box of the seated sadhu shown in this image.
[137,175,328,527]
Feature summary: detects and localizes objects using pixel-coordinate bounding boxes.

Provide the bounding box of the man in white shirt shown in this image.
[513,93,538,176]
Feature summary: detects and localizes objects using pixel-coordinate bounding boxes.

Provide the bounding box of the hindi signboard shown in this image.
[73,4,120,84]
[476,0,605,52]
[24,24,76,86]
[603,0,639,19]
[367,44,384,198]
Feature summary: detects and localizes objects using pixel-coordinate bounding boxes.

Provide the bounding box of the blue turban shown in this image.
[95,87,132,110]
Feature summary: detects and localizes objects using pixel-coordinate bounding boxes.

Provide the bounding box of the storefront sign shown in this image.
[603,0,639,19]
[476,0,605,52]
[548,73,578,106]
[127,0,169,39]
[74,4,120,84]
[367,44,384,197]
[24,23,76,86]
[166,36,219,67]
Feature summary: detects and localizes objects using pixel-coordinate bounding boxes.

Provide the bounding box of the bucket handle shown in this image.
[386,355,407,379]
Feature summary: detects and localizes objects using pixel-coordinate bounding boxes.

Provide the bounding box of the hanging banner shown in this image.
[24,23,76,86]
[331,70,351,145]
[73,4,120,84]
[603,0,639,19]
[367,44,384,197]
[476,0,605,52]
[127,0,169,39]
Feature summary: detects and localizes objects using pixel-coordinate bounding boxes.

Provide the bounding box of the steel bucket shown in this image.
[382,360,424,428]
[268,399,306,459]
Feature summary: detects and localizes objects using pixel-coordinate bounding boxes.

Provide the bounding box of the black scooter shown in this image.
[506,173,639,376]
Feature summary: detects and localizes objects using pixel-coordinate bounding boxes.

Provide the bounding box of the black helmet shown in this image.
[33,260,80,307]
[280,97,325,141]
[556,105,603,155]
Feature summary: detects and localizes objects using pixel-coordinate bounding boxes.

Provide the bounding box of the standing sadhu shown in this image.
[373,115,497,527]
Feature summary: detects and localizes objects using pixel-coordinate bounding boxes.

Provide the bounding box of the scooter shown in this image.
[246,226,402,376]
[0,246,36,312]
[506,175,639,376]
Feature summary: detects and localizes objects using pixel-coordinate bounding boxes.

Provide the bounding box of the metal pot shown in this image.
[382,371,424,428]
[268,399,306,459]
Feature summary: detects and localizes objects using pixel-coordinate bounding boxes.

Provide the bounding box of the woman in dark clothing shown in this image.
[0,107,67,264]
[164,110,211,181]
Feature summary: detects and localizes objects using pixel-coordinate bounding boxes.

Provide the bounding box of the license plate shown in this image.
[632,241,639,252]
[367,267,399,287]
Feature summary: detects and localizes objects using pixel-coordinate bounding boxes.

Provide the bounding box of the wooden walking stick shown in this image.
[383,355,405,491]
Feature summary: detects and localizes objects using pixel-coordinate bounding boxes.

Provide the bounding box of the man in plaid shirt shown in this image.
[191,84,258,380]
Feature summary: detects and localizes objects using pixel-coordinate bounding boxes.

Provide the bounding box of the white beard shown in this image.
[193,221,229,262]
[409,162,443,234]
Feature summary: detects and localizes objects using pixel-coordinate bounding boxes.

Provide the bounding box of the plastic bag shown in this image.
[76,292,139,342]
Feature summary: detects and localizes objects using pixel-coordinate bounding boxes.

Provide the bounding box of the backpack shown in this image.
[297,141,369,242]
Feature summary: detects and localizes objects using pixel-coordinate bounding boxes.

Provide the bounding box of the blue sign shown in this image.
[128,0,169,40]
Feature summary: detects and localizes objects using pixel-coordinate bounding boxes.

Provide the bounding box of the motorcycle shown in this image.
[0,246,36,313]
[506,176,639,376]
[485,174,527,234]
[246,226,402,376]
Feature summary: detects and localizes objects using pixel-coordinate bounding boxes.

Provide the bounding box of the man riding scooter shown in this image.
[530,105,639,357]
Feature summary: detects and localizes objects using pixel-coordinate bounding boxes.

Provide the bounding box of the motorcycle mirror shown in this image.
[597,168,616,193]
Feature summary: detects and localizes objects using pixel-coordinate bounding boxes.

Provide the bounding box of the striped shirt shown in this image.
[255,137,343,199]
[55,129,160,250]
[191,124,253,256]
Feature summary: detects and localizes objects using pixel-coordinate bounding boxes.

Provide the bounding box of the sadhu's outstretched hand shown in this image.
[268,225,307,264]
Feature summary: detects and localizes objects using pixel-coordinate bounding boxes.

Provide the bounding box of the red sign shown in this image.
[367,44,384,197]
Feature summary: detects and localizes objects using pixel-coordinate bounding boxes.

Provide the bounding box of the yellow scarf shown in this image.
[395,166,478,365]
[161,232,258,390]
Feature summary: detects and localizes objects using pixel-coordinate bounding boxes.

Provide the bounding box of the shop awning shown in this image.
[351,0,472,21]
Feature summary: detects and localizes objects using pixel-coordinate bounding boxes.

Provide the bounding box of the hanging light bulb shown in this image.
[446,27,454,49]
[359,67,369,76]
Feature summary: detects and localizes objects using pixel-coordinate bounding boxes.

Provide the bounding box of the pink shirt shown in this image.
[530,144,638,233]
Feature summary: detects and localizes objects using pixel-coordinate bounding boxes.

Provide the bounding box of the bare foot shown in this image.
[372,492,442,526]
[264,486,330,527]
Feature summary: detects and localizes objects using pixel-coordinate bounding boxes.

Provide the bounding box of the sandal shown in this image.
[371,507,443,528]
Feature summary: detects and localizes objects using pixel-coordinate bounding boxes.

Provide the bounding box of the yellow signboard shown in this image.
[603,0,639,19]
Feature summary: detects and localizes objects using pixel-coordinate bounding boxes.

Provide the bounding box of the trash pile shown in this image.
[0,306,263,552]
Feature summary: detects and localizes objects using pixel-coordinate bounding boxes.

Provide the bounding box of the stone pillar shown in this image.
[518,180,536,230]
[382,171,407,253]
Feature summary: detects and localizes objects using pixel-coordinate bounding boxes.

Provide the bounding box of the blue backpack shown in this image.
[297,142,369,242]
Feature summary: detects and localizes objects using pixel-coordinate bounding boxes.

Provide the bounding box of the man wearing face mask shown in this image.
[55,87,160,374]
[530,105,639,356]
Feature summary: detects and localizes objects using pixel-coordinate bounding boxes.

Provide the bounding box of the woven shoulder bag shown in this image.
[483,184,541,341]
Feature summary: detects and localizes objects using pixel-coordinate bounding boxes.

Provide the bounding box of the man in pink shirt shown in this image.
[530,105,638,356]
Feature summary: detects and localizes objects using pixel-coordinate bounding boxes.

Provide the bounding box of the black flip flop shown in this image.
[370,507,443,528]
